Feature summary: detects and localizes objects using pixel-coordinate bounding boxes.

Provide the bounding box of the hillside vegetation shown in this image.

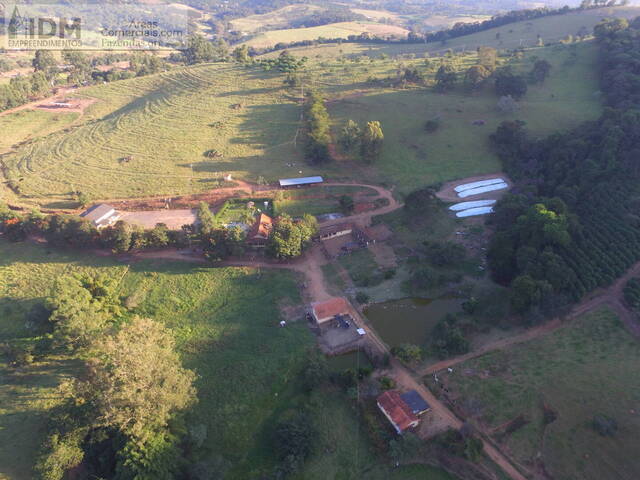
[1,63,319,208]
[2,33,603,206]
[259,5,640,58]
[440,308,640,480]
[240,21,410,49]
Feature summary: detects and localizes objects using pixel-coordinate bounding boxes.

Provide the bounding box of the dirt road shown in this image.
[0,87,96,118]
[421,259,640,377]
[346,299,528,480]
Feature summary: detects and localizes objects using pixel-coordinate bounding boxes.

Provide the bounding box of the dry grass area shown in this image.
[241,21,409,49]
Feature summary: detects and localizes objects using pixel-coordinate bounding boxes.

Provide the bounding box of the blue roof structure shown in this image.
[400,390,430,415]
[279,176,324,187]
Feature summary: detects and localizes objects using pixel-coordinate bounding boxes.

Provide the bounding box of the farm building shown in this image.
[377,390,428,434]
[310,297,350,326]
[278,176,324,188]
[80,204,120,229]
[400,390,431,416]
[318,223,353,241]
[246,213,273,247]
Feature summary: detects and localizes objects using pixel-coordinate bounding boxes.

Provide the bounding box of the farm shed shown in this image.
[377,390,420,434]
[278,176,324,188]
[400,390,431,416]
[246,213,273,247]
[458,182,508,198]
[318,223,353,241]
[80,204,120,229]
[456,206,494,218]
[448,199,496,211]
[454,178,505,193]
[311,297,350,326]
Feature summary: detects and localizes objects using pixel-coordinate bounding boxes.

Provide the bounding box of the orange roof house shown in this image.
[377,390,420,434]
[311,297,350,325]
[246,213,273,246]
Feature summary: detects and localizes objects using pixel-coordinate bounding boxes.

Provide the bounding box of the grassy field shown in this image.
[265,6,640,59]
[273,185,375,217]
[0,239,458,479]
[0,239,312,478]
[1,63,333,208]
[338,248,383,287]
[241,21,409,49]
[0,110,80,205]
[438,308,640,480]
[1,38,602,207]
[0,16,607,212]
[327,41,602,194]
[230,4,326,33]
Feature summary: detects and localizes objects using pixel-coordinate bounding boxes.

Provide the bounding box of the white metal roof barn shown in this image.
[454,178,505,192]
[449,199,496,211]
[458,182,508,198]
[456,206,495,218]
[278,176,324,187]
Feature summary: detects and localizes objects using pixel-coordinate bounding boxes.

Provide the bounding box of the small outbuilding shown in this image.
[318,223,353,241]
[80,204,119,229]
[310,297,350,326]
[377,390,420,434]
[279,176,324,188]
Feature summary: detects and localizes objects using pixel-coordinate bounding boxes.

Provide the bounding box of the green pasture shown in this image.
[262,6,640,59]
[241,21,408,49]
[230,4,326,34]
[439,308,640,480]
[215,197,273,225]
[0,24,606,207]
[0,110,80,204]
[327,41,601,194]
[338,248,383,287]
[2,63,333,208]
[0,239,457,479]
[0,239,312,478]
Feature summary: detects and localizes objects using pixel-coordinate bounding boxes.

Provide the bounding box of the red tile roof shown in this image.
[377,390,419,432]
[311,297,350,323]
[249,213,273,240]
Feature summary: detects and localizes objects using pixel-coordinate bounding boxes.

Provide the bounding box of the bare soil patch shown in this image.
[0,87,97,117]
[119,209,196,230]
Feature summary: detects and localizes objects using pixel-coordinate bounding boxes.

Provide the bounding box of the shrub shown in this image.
[378,376,396,390]
[391,343,422,364]
[593,414,617,437]
[424,118,440,133]
[355,291,370,304]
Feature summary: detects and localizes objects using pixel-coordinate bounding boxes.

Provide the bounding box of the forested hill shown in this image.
[487,16,640,319]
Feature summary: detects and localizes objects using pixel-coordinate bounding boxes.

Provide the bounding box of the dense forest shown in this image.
[487,16,640,318]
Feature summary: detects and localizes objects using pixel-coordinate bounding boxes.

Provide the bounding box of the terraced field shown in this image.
[2,63,326,208]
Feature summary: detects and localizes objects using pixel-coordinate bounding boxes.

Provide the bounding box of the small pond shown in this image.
[364,297,462,348]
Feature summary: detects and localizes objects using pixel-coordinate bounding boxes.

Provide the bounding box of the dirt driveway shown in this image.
[0,87,97,118]
[120,209,196,229]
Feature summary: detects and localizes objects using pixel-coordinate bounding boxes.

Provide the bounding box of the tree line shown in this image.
[486,17,640,319]
[4,270,198,479]
[0,200,318,260]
